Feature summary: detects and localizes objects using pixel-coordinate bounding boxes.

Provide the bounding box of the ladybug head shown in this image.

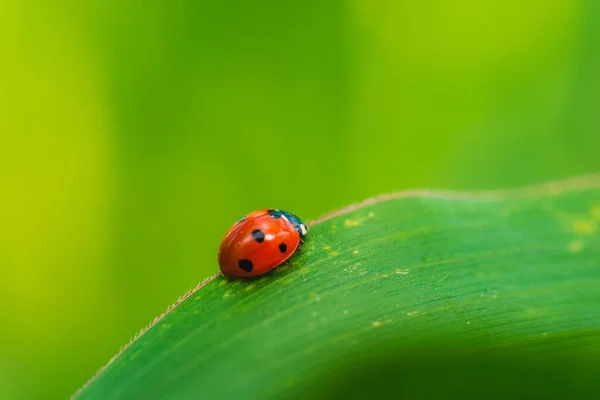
[280,210,308,237]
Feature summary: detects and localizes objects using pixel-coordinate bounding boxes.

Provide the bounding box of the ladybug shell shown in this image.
[218,209,301,279]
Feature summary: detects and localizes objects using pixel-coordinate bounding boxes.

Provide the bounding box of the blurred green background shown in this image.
[1,0,599,398]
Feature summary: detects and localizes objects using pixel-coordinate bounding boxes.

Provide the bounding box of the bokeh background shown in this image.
[1,1,599,398]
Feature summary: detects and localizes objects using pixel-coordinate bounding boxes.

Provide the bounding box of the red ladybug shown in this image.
[218,209,308,279]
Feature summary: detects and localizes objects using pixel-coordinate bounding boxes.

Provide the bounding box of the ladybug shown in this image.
[218,209,308,279]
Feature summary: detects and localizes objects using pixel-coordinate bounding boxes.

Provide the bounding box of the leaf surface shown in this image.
[74,175,600,399]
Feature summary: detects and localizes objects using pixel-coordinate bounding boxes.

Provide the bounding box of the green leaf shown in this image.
[74,175,600,399]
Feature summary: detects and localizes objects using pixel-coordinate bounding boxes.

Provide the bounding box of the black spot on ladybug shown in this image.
[252,229,265,243]
[268,209,283,219]
[279,243,287,253]
[238,259,253,272]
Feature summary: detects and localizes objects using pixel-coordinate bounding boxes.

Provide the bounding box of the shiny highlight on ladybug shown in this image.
[218,209,308,279]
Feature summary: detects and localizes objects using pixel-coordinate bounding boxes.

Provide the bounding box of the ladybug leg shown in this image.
[299,238,305,246]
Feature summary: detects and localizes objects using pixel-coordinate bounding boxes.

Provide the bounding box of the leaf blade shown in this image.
[74,175,600,399]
